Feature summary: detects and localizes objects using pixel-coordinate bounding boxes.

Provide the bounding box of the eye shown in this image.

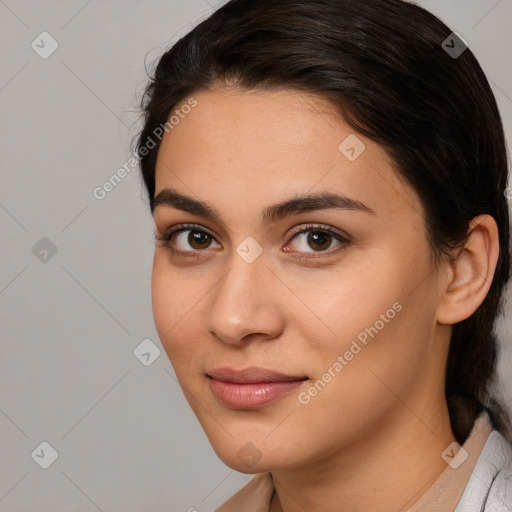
[285,224,351,255]
[154,224,221,256]
[155,222,351,259]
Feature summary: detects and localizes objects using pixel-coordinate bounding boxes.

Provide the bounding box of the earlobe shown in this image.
[437,214,499,325]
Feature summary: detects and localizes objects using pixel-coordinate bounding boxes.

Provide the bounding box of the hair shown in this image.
[136,0,511,444]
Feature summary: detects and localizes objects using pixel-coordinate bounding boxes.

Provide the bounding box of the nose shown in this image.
[206,251,285,346]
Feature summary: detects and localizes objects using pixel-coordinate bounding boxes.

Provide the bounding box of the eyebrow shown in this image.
[152,187,376,223]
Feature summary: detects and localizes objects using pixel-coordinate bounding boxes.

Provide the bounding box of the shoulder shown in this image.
[455,430,512,511]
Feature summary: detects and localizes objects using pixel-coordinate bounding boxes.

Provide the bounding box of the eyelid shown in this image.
[154,223,220,256]
[154,222,351,257]
[156,223,216,241]
[283,223,351,257]
[287,223,351,242]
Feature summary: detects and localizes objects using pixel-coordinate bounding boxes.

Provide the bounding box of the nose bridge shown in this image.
[206,247,282,344]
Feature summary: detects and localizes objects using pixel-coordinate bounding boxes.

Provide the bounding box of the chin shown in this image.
[211,439,299,474]
[217,451,274,474]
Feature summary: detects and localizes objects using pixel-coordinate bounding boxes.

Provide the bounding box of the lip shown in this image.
[207,366,308,409]
[207,366,307,383]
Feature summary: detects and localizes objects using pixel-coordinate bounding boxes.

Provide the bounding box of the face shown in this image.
[151,86,449,473]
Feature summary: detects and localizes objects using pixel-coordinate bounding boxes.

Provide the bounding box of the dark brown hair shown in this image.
[136,0,511,444]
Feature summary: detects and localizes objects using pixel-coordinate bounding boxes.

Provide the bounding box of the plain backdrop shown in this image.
[1,0,511,511]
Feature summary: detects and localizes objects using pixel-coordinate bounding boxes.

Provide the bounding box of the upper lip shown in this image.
[207,366,308,383]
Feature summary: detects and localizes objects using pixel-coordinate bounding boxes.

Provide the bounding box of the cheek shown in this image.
[291,249,432,383]
[151,264,176,338]
[310,279,436,411]
[285,257,403,352]
[290,303,427,445]
[151,258,202,364]
[151,255,204,328]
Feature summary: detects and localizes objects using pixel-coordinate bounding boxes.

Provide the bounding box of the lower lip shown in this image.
[208,377,306,409]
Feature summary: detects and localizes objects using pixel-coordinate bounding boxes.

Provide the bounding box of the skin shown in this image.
[151,86,499,512]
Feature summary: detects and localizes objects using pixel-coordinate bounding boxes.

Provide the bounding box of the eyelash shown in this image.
[154,223,351,260]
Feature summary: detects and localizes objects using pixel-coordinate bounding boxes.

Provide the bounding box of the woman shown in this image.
[135,0,512,510]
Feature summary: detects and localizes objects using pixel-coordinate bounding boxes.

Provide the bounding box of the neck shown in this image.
[270,398,456,512]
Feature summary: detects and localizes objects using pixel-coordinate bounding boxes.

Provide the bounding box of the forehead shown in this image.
[154,87,425,224]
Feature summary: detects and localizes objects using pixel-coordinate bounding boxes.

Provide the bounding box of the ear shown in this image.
[437,214,500,325]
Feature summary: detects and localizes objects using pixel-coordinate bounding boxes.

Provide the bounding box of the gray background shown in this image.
[1,0,511,511]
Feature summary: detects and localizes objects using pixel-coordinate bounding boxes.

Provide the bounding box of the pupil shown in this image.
[190,230,210,249]
[308,231,330,250]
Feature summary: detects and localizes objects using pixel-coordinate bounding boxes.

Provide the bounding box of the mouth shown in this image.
[206,366,309,409]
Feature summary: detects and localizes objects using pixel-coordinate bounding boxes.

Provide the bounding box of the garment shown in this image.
[215,410,512,511]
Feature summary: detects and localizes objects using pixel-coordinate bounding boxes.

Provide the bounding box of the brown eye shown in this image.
[174,229,220,252]
[285,224,351,255]
[154,225,221,255]
[307,231,332,251]
[188,230,213,249]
